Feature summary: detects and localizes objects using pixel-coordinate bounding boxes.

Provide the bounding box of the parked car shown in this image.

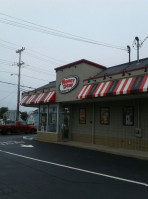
[0,121,37,135]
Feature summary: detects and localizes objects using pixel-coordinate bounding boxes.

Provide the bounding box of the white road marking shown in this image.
[0,149,147,187]
[23,136,34,140]
[0,141,25,146]
[20,144,34,148]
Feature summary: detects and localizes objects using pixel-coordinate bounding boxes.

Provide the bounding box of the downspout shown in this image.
[56,103,59,134]
[137,101,140,129]
[47,105,49,132]
[92,102,95,144]
[38,105,40,132]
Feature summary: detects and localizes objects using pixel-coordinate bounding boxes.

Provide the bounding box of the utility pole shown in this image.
[127,45,131,64]
[16,47,25,121]
[135,37,140,63]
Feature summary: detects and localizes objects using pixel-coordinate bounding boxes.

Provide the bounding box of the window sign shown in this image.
[48,105,57,132]
[100,108,110,125]
[39,105,48,132]
[59,76,79,93]
[79,108,86,124]
[123,107,134,126]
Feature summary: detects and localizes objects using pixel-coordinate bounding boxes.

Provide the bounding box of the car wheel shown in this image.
[6,129,12,135]
[31,129,36,134]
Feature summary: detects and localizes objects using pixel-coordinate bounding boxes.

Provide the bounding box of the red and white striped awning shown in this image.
[20,95,29,105]
[43,91,56,103]
[34,93,46,104]
[26,94,37,104]
[20,91,56,106]
[77,75,148,99]
[76,85,93,99]
[93,81,112,97]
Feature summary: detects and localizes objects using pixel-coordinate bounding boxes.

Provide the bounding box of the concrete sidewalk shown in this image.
[58,141,148,160]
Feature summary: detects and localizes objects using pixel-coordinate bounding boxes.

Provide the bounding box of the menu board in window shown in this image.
[100,108,110,125]
[79,108,86,124]
[123,107,134,126]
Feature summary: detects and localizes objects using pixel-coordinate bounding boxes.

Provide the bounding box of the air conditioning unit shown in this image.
[135,128,142,138]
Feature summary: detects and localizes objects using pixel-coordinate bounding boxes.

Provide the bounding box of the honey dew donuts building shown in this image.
[20,58,148,151]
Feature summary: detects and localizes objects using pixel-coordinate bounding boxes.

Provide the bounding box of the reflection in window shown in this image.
[123,107,134,126]
[39,105,48,132]
[48,105,57,132]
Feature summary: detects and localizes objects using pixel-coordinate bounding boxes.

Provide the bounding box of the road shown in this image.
[0,134,148,199]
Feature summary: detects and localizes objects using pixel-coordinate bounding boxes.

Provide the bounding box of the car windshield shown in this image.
[21,121,27,126]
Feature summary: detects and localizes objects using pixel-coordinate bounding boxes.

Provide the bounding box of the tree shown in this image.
[20,112,28,121]
[0,107,8,119]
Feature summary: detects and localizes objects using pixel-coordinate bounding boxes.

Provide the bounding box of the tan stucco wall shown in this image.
[56,62,104,102]
[71,133,148,151]
[36,132,60,143]
[71,97,148,151]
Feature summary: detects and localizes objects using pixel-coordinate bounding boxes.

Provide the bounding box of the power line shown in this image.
[0,41,64,65]
[0,60,55,77]
[0,58,15,64]
[0,62,14,66]
[0,80,36,89]
[24,52,61,65]
[0,70,16,74]
[0,39,66,64]
[21,73,50,82]
[0,90,16,102]
[0,13,127,51]
[25,63,55,73]
[0,69,50,82]
[0,55,55,74]
[24,66,55,76]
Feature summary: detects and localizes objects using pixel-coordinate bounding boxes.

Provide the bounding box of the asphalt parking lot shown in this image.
[0,134,148,199]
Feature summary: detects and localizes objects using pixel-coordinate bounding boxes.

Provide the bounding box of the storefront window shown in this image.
[100,108,110,125]
[123,107,134,126]
[60,107,70,114]
[48,105,57,132]
[39,105,48,132]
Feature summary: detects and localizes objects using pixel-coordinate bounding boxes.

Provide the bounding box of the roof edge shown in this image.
[84,65,148,82]
[22,85,56,95]
[54,59,106,71]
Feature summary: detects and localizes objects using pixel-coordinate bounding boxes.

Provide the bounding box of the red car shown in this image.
[0,121,37,135]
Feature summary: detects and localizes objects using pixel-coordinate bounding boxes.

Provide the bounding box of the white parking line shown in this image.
[20,144,34,148]
[0,141,25,145]
[0,149,147,187]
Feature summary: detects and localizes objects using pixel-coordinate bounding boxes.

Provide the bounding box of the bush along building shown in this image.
[20,58,148,151]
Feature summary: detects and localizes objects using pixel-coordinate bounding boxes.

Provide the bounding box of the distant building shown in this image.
[3,110,20,122]
[0,119,4,125]
[27,109,39,129]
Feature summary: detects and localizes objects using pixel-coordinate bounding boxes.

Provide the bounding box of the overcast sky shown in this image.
[0,0,148,112]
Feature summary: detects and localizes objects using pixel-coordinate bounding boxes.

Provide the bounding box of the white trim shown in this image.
[143,78,148,92]
[123,78,132,94]
[116,79,126,95]
[95,82,104,97]
[77,85,87,99]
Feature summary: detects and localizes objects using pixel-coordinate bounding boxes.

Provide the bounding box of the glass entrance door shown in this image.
[41,113,47,132]
[61,114,70,140]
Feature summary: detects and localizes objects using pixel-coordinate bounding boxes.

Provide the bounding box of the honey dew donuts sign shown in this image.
[59,76,79,93]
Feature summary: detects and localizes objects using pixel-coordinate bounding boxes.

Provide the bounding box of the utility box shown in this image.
[135,128,142,138]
